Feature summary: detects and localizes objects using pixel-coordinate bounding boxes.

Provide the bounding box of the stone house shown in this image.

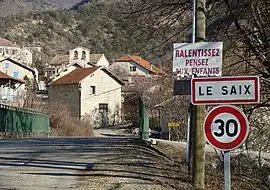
[48,67,123,127]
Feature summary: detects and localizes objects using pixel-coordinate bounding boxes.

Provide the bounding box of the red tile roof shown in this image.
[0,71,24,83]
[0,37,20,48]
[50,67,100,85]
[116,55,162,74]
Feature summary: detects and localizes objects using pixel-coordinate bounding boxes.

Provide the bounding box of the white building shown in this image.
[0,58,38,85]
[109,55,162,76]
[48,67,123,127]
[69,46,109,68]
[0,71,25,107]
[0,38,33,66]
[109,55,162,84]
[46,46,110,80]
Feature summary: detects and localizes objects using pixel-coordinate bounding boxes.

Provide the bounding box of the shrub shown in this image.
[48,104,94,137]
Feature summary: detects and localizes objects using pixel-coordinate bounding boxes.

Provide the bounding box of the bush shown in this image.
[49,104,94,137]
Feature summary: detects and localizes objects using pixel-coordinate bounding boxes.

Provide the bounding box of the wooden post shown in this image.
[192,0,206,189]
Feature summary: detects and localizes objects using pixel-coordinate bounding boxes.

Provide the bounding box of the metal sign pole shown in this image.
[224,151,231,190]
[169,127,171,141]
[186,0,196,167]
[192,0,196,43]
[186,111,191,164]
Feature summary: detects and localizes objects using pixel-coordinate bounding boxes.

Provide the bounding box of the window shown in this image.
[130,66,136,72]
[12,49,16,55]
[4,62,9,69]
[5,48,8,54]
[82,51,86,60]
[0,48,2,54]
[90,86,96,95]
[99,103,108,112]
[73,51,78,60]
[13,72,19,79]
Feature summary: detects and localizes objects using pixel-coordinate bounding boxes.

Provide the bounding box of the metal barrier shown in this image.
[0,104,50,133]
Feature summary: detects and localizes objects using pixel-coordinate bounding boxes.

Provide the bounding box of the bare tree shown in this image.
[114,0,270,155]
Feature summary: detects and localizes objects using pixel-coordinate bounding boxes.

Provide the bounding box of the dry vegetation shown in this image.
[48,104,94,137]
[21,90,94,137]
[154,141,270,190]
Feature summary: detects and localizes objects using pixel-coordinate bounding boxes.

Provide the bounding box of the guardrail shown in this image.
[0,104,50,136]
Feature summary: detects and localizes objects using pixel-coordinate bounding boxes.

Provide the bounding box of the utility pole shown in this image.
[192,0,206,189]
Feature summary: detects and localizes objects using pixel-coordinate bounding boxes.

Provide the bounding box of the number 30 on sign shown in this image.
[203,105,249,151]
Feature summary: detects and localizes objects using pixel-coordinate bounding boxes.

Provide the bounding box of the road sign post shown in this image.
[167,122,181,141]
[224,151,231,190]
[204,105,249,190]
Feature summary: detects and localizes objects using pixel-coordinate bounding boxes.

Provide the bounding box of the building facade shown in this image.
[0,58,38,83]
[48,67,123,127]
[0,38,33,66]
[46,47,110,81]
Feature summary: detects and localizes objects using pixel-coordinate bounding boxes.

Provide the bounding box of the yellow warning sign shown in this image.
[168,122,180,127]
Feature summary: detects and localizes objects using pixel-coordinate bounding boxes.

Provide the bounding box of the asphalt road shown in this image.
[0,133,188,190]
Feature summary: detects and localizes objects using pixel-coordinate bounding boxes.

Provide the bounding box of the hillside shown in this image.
[0,0,83,18]
[0,0,56,18]
[48,0,82,8]
[0,1,167,64]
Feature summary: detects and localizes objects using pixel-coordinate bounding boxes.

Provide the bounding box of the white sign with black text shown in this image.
[173,42,223,77]
[191,76,260,105]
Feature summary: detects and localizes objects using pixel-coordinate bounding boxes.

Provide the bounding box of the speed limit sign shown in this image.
[204,105,249,151]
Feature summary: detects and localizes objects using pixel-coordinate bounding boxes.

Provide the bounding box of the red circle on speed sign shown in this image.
[204,105,249,151]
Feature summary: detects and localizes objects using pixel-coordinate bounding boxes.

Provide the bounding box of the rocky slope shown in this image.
[0,0,82,17]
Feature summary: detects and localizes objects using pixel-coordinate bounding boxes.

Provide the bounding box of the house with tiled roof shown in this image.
[108,55,164,126]
[109,55,162,76]
[48,67,123,127]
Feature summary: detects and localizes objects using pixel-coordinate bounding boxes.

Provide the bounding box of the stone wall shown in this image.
[48,84,80,119]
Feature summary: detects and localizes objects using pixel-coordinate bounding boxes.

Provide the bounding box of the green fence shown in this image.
[0,104,50,133]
